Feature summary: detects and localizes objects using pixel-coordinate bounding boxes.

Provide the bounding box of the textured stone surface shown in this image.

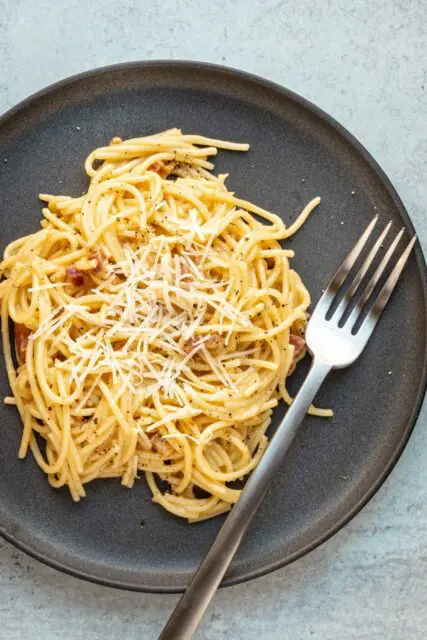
[0,0,426,638]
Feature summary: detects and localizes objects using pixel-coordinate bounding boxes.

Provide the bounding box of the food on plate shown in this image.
[0,129,331,521]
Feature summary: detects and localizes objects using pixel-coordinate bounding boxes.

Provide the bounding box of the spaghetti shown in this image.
[0,129,331,522]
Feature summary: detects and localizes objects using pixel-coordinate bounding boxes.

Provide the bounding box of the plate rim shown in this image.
[1,59,426,593]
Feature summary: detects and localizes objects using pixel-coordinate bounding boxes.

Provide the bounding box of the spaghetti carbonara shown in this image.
[0,129,331,522]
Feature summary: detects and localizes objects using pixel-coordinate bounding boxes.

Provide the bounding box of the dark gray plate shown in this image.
[0,61,426,593]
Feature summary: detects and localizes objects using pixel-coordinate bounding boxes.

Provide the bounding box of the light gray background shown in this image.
[0,1,426,638]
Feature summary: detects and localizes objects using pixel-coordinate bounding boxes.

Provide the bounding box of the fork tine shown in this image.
[346,227,405,328]
[333,222,392,323]
[330,215,378,290]
[312,215,378,318]
[354,235,417,339]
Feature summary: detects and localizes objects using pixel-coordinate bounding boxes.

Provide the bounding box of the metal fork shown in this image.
[159,217,416,640]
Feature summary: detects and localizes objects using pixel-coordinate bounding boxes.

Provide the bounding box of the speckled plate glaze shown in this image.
[0,61,426,593]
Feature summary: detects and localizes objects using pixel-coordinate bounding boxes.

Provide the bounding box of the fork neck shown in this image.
[275,356,332,447]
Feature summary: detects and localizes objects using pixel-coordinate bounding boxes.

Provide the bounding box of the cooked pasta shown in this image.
[0,129,331,521]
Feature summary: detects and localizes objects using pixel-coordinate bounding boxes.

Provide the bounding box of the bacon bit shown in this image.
[183,338,198,354]
[14,324,31,364]
[88,251,105,274]
[205,333,223,350]
[149,160,176,178]
[264,256,275,269]
[183,333,223,354]
[150,434,174,458]
[66,251,106,284]
[287,333,307,376]
[289,333,306,359]
[65,266,85,286]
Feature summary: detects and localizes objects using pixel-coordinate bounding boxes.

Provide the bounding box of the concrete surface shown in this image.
[0,0,426,638]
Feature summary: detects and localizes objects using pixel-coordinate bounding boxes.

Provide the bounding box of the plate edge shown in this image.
[0,59,426,593]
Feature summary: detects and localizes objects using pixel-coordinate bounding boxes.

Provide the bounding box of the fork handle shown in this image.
[159,358,331,640]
